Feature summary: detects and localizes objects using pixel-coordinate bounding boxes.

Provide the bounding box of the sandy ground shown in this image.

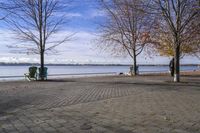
[0,73,200,133]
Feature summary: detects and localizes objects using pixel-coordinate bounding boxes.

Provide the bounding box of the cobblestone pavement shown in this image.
[0,75,200,133]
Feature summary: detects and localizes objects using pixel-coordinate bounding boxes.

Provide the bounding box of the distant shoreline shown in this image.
[0,63,199,67]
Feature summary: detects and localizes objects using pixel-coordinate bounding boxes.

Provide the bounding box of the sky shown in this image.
[0,0,199,65]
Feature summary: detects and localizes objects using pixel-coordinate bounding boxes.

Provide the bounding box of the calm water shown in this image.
[0,65,199,80]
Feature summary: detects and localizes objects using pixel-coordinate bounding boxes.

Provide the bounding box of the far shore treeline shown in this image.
[0,63,199,67]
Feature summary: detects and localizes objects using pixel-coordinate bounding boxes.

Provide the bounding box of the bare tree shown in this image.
[3,0,73,80]
[98,0,152,76]
[150,0,200,82]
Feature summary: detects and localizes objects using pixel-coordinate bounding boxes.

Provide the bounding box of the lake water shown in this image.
[0,65,199,81]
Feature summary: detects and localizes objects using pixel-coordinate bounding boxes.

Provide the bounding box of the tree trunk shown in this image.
[174,1,181,83]
[39,0,44,81]
[131,49,137,76]
[174,45,180,82]
[133,54,137,76]
[40,51,44,80]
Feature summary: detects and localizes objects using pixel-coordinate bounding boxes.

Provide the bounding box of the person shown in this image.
[136,65,139,75]
[169,58,174,77]
[129,66,133,76]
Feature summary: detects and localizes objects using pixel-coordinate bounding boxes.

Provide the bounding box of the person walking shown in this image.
[169,58,174,77]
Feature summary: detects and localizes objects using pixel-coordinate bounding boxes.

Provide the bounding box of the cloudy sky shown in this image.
[0,0,199,65]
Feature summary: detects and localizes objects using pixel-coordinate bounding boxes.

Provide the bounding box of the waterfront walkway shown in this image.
[0,75,200,133]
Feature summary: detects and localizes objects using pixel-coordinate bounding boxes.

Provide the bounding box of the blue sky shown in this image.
[0,0,199,65]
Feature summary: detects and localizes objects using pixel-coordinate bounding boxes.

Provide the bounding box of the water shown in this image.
[0,65,199,81]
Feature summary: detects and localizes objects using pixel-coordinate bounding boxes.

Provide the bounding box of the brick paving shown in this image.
[0,75,200,133]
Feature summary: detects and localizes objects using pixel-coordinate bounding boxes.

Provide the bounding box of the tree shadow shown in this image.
[35,79,77,82]
[76,80,200,91]
[33,76,200,89]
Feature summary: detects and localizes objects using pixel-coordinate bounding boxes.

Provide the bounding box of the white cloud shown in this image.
[54,12,82,18]
[63,12,82,18]
[0,29,199,64]
[89,9,106,18]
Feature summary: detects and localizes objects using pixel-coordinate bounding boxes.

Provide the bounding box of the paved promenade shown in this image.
[0,75,200,133]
